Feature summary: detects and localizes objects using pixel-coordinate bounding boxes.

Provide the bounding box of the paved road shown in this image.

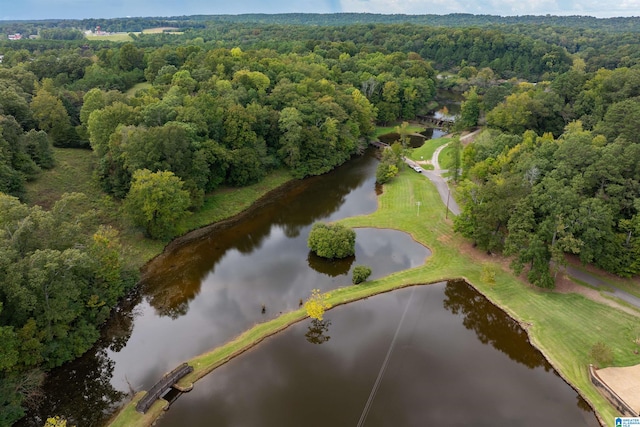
[431,143,447,171]
[407,130,639,308]
[565,265,640,309]
[406,141,460,216]
[408,129,482,216]
[423,168,460,216]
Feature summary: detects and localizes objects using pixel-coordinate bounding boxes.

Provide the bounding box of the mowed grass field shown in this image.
[142,27,182,34]
[25,148,294,265]
[373,123,426,138]
[85,28,182,42]
[85,33,133,42]
[407,136,452,163]
[178,170,292,233]
[438,141,460,170]
[109,167,639,427]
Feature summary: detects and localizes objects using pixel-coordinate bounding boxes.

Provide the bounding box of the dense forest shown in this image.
[3,15,640,74]
[455,66,640,286]
[3,13,640,34]
[1,13,640,425]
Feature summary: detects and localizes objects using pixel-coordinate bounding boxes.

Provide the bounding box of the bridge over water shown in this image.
[135,363,194,414]
[415,114,455,129]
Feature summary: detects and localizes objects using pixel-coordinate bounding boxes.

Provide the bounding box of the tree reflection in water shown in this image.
[306,251,354,277]
[305,319,331,345]
[22,149,437,426]
[17,291,141,427]
[17,348,126,427]
[141,150,377,320]
[442,279,548,370]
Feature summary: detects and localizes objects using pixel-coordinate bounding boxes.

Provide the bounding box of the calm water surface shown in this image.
[434,89,463,119]
[158,281,599,427]
[25,150,431,426]
[378,128,446,148]
[25,102,598,426]
[108,150,430,394]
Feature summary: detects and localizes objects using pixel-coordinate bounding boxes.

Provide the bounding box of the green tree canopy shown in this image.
[307,222,356,259]
[30,81,76,147]
[456,86,480,130]
[124,169,191,239]
[352,265,372,284]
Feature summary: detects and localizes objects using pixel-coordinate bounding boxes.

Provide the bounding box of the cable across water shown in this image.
[356,285,417,427]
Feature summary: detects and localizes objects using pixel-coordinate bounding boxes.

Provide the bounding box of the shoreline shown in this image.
[107,276,454,427]
[138,175,301,276]
[108,268,609,427]
[136,171,298,273]
[107,157,635,427]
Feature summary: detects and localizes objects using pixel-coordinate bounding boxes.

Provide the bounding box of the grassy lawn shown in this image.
[24,148,295,265]
[407,136,451,162]
[374,123,426,138]
[438,142,460,170]
[177,170,293,234]
[142,27,180,34]
[108,168,638,427]
[85,33,133,42]
[106,392,167,427]
[24,148,101,209]
[116,171,295,264]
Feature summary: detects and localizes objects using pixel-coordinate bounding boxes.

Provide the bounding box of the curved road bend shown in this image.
[406,131,640,309]
[404,142,460,216]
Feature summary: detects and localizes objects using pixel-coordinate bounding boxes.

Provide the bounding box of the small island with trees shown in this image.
[0,11,639,427]
[307,222,356,259]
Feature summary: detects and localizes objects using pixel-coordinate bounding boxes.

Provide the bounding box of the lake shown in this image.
[23,111,597,427]
[157,281,599,427]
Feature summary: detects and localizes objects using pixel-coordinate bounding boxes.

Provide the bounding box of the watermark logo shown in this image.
[616,417,640,426]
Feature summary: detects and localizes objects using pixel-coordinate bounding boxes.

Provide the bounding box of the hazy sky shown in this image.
[1,0,639,20]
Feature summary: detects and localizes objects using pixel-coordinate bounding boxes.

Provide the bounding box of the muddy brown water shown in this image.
[22,150,431,426]
[156,281,599,427]
[23,114,598,426]
[378,128,447,148]
[434,88,463,119]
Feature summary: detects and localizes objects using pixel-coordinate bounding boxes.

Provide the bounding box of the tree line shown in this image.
[454,66,640,286]
[4,18,640,77]
[0,193,137,424]
[3,13,640,36]
[1,15,640,424]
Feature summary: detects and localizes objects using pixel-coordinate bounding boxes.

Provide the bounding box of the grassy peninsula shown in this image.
[108,166,639,427]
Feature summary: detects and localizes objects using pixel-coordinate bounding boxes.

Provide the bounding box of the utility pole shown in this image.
[445,189,450,219]
[416,201,421,216]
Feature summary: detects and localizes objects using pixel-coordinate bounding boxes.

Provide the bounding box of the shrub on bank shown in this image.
[352,265,372,284]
